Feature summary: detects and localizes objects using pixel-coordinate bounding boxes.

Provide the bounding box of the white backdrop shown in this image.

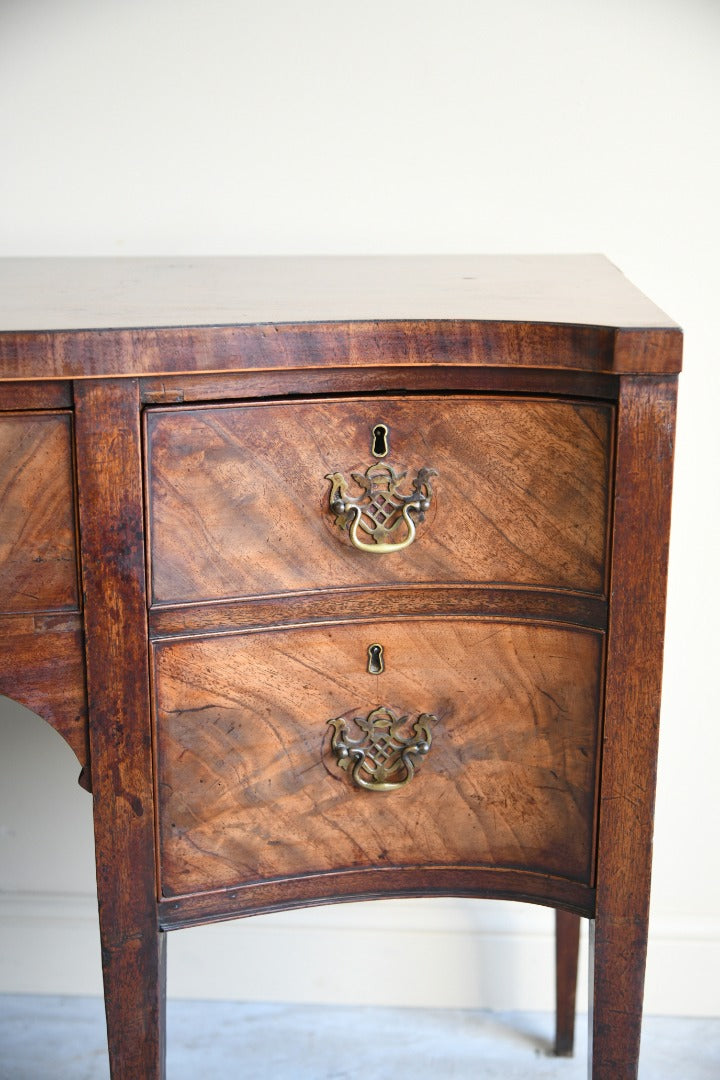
[1,0,718,1016]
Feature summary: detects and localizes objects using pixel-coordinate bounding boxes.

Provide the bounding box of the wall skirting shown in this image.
[1,892,717,1017]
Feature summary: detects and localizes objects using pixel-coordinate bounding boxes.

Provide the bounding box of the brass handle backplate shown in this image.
[328,706,434,791]
[325,463,437,553]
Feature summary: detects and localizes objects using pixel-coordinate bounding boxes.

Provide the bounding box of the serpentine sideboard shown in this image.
[0,256,681,1077]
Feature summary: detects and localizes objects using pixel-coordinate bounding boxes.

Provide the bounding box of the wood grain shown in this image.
[153,619,603,897]
[0,257,681,381]
[159,868,595,929]
[0,380,72,410]
[590,376,678,1078]
[74,379,165,1080]
[146,396,612,605]
[140,366,620,405]
[0,259,681,1079]
[0,612,88,779]
[0,412,79,613]
[0,320,682,382]
[149,585,607,639]
[555,910,581,1055]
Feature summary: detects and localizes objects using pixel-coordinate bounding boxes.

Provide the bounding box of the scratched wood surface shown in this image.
[154,618,602,897]
[146,396,612,606]
[75,380,166,1079]
[0,412,79,613]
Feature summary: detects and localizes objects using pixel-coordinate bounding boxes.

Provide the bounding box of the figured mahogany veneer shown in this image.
[146,396,612,605]
[0,612,88,776]
[154,619,602,897]
[0,412,79,613]
[0,257,680,1080]
[0,411,87,776]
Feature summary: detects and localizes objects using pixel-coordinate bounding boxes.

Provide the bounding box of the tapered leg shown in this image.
[588,377,677,1078]
[99,916,167,1079]
[554,910,580,1055]
[589,910,651,1080]
[75,379,165,1078]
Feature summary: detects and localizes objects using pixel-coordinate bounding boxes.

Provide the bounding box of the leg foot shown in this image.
[554,909,580,1056]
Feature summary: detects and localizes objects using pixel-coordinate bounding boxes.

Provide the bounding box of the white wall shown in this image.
[1,0,719,1016]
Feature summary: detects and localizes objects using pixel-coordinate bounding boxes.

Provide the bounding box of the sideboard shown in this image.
[0,255,681,1078]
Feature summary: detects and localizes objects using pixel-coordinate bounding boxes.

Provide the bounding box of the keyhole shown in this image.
[367,643,384,674]
[371,424,389,459]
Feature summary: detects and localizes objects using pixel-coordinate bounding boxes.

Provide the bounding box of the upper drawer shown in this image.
[0,412,79,614]
[145,396,612,606]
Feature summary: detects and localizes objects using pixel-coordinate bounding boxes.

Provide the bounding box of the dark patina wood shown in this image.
[140,365,620,405]
[590,376,678,1078]
[0,612,88,780]
[555,910,581,1055]
[159,868,596,930]
[0,380,72,410]
[74,380,165,1080]
[0,407,87,781]
[0,257,680,1079]
[0,319,681,381]
[148,585,608,638]
[0,412,79,613]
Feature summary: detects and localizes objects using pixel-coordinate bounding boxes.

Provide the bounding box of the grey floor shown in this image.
[1,996,719,1079]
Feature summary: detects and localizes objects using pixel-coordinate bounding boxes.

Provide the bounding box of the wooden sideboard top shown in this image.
[0,255,681,379]
[0,255,677,331]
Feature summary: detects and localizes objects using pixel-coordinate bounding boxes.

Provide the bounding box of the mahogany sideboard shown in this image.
[0,256,681,1078]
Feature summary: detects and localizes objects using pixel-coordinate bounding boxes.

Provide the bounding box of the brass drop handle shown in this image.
[326,463,436,554]
[346,500,417,553]
[328,706,434,791]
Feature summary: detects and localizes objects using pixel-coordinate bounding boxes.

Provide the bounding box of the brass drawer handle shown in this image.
[326,463,436,553]
[328,706,434,791]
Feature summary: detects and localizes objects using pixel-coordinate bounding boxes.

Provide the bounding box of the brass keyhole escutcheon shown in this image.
[371,423,389,458]
[325,420,436,554]
[367,643,384,674]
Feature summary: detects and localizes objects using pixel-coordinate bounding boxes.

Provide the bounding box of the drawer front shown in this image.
[154,619,602,897]
[0,412,79,613]
[146,396,612,606]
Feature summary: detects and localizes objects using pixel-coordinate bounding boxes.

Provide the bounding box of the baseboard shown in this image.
[1,891,717,1016]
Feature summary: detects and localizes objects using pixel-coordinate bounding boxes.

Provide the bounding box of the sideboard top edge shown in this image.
[0,318,682,381]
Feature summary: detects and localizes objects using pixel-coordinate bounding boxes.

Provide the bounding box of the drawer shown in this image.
[145,396,612,606]
[153,618,602,897]
[0,412,79,613]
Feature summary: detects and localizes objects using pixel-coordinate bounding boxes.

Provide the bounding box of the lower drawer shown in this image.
[153,619,602,897]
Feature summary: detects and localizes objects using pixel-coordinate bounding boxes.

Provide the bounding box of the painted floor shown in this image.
[1,996,718,1079]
